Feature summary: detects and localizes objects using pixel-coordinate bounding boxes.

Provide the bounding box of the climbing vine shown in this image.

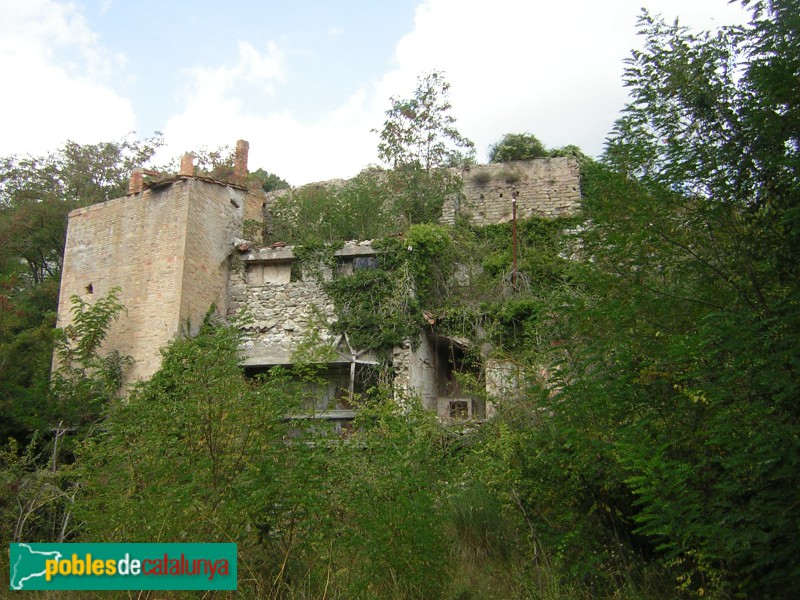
[373,223,455,305]
[318,215,578,362]
[290,241,343,282]
[324,268,421,353]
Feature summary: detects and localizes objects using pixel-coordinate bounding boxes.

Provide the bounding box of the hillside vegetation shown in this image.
[1,2,799,598]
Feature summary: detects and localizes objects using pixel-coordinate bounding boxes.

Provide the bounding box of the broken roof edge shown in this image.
[141,174,248,193]
[127,139,251,195]
[66,175,250,219]
[239,240,378,263]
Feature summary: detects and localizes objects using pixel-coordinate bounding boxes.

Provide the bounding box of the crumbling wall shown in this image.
[261,158,580,232]
[229,267,337,366]
[444,157,581,225]
[232,242,387,367]
[243,190,267,225]
[180,180,245,336]
[391,336,438,410]
[231,244,368,366]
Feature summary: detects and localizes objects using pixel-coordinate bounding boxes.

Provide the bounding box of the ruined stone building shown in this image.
[56,141,581,423]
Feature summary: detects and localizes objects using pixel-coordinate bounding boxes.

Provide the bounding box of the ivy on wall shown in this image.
[306,216,579,361]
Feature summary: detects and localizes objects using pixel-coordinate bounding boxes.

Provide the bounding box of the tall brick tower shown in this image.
[55,142,254,389]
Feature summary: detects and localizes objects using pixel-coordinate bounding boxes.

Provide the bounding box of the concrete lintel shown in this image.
[285,410,357,421]
[241,247,296,264]
[429,331,473,349]
[241,242,376,265]
[241,350,354,367]
[334,244,377,258]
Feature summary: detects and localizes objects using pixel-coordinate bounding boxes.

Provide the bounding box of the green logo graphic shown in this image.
[9,543,237,591]
[10,544,63,590]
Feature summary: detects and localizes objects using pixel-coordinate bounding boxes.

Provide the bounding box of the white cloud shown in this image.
[237,41,285,87]
[372,0,750,161]
[161,96,379,186]
[0,0,749,183]
[160,40,379,184]
[158,0,749,185]
[177,41,284,105]
[0,0,135,157]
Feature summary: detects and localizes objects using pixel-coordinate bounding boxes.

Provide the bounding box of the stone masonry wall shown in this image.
[228,265,337,366]
[443,157,581,225]
[262,158,580,232]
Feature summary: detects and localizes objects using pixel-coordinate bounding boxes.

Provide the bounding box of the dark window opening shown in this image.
[449,400,469,419]
[435,340,479,398]
[353,256,378,270]
[244,362,379,412]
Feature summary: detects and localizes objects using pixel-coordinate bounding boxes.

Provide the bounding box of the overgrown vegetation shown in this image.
[0,135,163,443]
[488,133,549,162]
[488,132,592,167]
[1,290,129,553]
[268,71,476,246]
[75,320,457,598]
[50,287,130,428]
[2,2,799,598]
[269,169,393,244]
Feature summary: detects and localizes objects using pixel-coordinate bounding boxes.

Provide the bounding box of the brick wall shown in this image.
[180,180,244,336]
[56,178,244,388]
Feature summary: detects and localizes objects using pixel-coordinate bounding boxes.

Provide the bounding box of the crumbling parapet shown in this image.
[234,139,249,183]
[259,156,581,234]
[179,153,195,176]
[128,168,144,194]
[445,156,581,225]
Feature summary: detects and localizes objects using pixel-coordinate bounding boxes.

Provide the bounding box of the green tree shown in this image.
[269,183,340,244]
[488,133,548,162]
[0,288,131,576]
[50,287,130,429]
[0,278,56,441]
[250,167,290,192]
[74,320,453,598]
[377,71,475,171]
[376,71,475,225]
[512,4,800,596]
[0,136,161,443]
[0,136,162,283]
[75,319,298,592]
[320,397,451,598]
[269,169,393,245]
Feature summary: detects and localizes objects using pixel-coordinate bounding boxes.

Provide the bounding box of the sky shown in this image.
[0,0,750,186]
